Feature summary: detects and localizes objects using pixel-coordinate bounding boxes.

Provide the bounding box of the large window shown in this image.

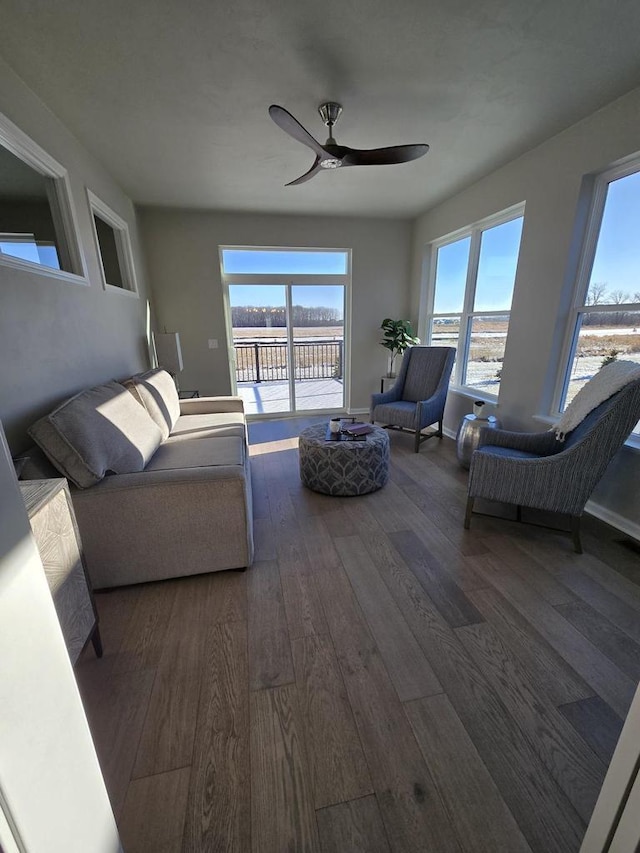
[426,206,524,397]
[555,162,640,436]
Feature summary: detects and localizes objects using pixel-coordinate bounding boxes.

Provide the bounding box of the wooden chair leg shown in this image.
[571,516,583,554]
[464,496,474,529]
[91,625,103,658]
[414,419,445,452]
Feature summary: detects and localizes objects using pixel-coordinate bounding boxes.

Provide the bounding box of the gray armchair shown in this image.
[370,346,455,452]
[464,378,640,552]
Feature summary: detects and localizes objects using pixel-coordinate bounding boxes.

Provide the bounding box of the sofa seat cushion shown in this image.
[145,435,245,472]
[125,368,180,440]
[28,380,163,488]
[166,412,246,442]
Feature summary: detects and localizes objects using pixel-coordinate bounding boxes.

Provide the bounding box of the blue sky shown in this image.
[433,237,470,314]
[590,169,640,298]
[433,217,524,314]
[222,249,347,275]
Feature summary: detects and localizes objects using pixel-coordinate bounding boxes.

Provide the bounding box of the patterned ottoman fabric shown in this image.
[298,423,390,496]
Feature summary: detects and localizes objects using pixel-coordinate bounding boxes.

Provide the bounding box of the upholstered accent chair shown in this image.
[464,378,640,552]
[370,346,455,452]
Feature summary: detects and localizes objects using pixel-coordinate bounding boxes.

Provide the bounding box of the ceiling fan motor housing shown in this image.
[318,102,343,128]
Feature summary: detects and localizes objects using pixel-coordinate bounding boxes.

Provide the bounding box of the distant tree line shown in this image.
[232,305,343,327]
[584,282,640,325]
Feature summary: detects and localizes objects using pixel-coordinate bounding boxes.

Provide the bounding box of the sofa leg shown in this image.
[516,505,522,522]
[571,516,583,554]
[414,429,422,453]
[464,496,474,529]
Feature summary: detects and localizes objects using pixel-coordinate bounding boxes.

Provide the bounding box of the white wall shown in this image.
[411,84,640,533]
[0,57,151,453]
[138,209,412,411]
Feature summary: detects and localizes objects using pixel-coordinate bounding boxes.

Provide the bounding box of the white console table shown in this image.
[20,478,102,665]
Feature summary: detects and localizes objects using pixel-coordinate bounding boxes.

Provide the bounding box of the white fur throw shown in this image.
[553,359,640,441]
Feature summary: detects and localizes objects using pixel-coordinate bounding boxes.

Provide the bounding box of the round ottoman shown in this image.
[298,423,390,496]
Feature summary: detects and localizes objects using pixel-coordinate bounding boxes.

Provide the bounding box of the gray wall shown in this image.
[138,209,412,411]
[411,84,640,533]
[0,57,151,452]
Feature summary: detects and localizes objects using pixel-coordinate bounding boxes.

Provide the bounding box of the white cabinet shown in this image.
[20,478,101,664]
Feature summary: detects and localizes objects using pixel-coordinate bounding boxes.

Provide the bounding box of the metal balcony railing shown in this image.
[234,339,343,383]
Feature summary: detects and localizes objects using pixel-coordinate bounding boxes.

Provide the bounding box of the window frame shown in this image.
[424,203,525,400]
[552,158,640,444]
[0,110,87,284]
[86,189,138,296]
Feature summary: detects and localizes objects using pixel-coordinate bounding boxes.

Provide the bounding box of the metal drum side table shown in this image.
[456,414,500,469]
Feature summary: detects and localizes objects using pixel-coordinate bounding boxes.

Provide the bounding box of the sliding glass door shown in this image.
[291,284,344,412]
[228,283,292,414]
[221,249,349,416]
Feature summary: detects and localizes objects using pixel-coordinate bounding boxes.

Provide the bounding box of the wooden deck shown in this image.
[237,378,344,415]
[75,419,640,852]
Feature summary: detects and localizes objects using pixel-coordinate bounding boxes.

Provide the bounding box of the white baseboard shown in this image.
[584,499,640,542]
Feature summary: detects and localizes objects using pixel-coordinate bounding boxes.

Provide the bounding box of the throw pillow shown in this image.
[28,380,163,488]
[128,368,180,440]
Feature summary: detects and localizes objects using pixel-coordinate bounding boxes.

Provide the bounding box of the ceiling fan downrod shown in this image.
[318,101,342,145]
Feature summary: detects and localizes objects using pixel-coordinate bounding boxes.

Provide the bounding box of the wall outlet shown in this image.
[208,339,218,349]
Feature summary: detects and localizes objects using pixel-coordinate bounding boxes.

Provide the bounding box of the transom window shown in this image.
[220,249,347,275]
[555,162,640,437]
[426,206,525,397]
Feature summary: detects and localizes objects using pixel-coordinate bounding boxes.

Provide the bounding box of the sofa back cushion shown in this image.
[28,380,163,488]
[126,368,180,440]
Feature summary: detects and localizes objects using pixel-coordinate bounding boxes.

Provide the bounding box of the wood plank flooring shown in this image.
[74,418,640,852]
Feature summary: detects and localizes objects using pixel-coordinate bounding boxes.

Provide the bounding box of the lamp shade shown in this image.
[153,332,183,374]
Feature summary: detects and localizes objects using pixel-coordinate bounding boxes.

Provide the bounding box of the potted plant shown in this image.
[380,318,420,377]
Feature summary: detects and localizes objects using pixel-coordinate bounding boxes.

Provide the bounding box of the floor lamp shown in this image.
[153,332,183,391]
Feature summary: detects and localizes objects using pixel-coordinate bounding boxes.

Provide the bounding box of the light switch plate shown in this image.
[208,339,218,349]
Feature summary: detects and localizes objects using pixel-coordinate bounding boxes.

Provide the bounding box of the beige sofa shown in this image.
[27,368,253,589]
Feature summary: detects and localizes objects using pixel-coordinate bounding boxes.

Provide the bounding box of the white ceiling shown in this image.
[2,0,640,218]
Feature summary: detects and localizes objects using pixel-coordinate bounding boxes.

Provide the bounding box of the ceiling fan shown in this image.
[269,102,429,186]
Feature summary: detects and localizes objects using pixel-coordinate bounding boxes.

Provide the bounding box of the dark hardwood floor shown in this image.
[74,417,640,852]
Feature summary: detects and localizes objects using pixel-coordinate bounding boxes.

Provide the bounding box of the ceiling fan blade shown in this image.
[285,158,324,186]
[340,144,429,167]
[269,105,328,159]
